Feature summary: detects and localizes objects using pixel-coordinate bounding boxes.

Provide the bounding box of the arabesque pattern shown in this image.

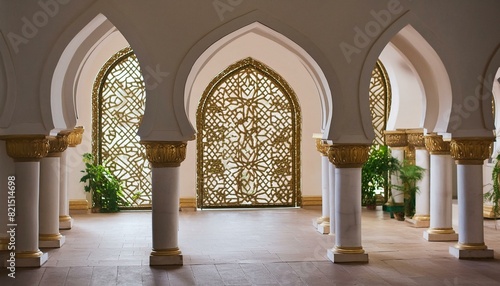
[92,47,151,208]
[197,58,301,208]
[369,60,392,145]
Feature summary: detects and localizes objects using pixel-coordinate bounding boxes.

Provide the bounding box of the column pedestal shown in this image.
[143,141,186,266]
[424,134,457,242]
[327,144,369,263]
[449,138,494,259]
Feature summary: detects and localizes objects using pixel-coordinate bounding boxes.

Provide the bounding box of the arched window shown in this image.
[92,47,151,208]
[197,57,301,208]
[370,60,392,145]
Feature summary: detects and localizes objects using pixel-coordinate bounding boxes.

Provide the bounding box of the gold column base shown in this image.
[59,215,72,222]
[454,243,487,251]
[334,246,365,254]
[412,215,430,221]
[16,250,44,259]
[427,228,456,235]
[151,247,182,256]
[39,233,63,241]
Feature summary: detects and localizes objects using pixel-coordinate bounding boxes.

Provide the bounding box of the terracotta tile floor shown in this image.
[1,207,499,285]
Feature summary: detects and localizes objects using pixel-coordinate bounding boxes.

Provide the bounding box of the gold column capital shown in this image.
[47,134,69,157]
[0,135,49,162]
[67,126,84,147]
[450,137,493,165]
[327,144,370,168]
[315,138,329,157]
[406,129,426,149]
[384,130,408,148]
[142,141,187,168]
[424,134,450,155]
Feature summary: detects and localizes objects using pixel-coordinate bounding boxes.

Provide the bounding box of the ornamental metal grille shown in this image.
[370,60,392,145]
[92,47,151,208]
[197,58,301,208]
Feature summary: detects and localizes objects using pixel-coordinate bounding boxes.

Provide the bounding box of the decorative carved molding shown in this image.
[47,134,69,157]
[142,141,187,168]
[406,129,425,149]
[424,134,450,155]
[327,144,370,168]
[1,135,49,162]
[315,138,329,156]
[67,126,84,147]
[384,130,407,148]
[450,137,493,165]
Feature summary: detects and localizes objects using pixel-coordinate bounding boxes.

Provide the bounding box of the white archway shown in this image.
[180,22,330,202]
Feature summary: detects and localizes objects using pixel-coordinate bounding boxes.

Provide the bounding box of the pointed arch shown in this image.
[196,57,301,208]
[359,12,454,138]
[484,45,500,135]
[41,7,152,136]
[175,10,337,138]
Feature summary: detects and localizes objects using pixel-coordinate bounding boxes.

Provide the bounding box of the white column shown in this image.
[390,148,405,204]
[59,151,72,229]
[316,155,330,234]
[406,129,430,226]
[151,167,181,255]
[328,162,335,235]
[327,144,369,263]
[39,154,65,248]
[424,134,457,241]
[2,135,50,267]
[449,138,494,259]
[143,141,186,266]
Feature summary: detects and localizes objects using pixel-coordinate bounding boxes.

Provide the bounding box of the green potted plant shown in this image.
[362,145,400,209]
[392,160,425,220]
[80,153,127,212]
[484,153,500,219]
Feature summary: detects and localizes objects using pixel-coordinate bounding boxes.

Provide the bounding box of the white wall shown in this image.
[381,43,425,130]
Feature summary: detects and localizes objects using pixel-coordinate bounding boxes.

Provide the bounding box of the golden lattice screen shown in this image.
[197,57,301,208]
[92,47,151,208]
[370,60,392,145]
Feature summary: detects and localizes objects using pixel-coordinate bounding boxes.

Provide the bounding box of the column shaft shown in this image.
[152,167,180,251]
[390,148,405,204]
[424,154,457,241]
[59,151,72,229]
[328,162,335,235]
[316,155,330,234]
[39,156,64,247]
[449,137,493,259]
[413,149,430,224]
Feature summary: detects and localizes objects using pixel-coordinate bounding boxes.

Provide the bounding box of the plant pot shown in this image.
[91,206,101,213]
[366,204,377,210]
[394,212,405,221]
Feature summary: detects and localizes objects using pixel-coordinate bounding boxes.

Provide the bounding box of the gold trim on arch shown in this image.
[370,60,392,145]
[196,57,302,208]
